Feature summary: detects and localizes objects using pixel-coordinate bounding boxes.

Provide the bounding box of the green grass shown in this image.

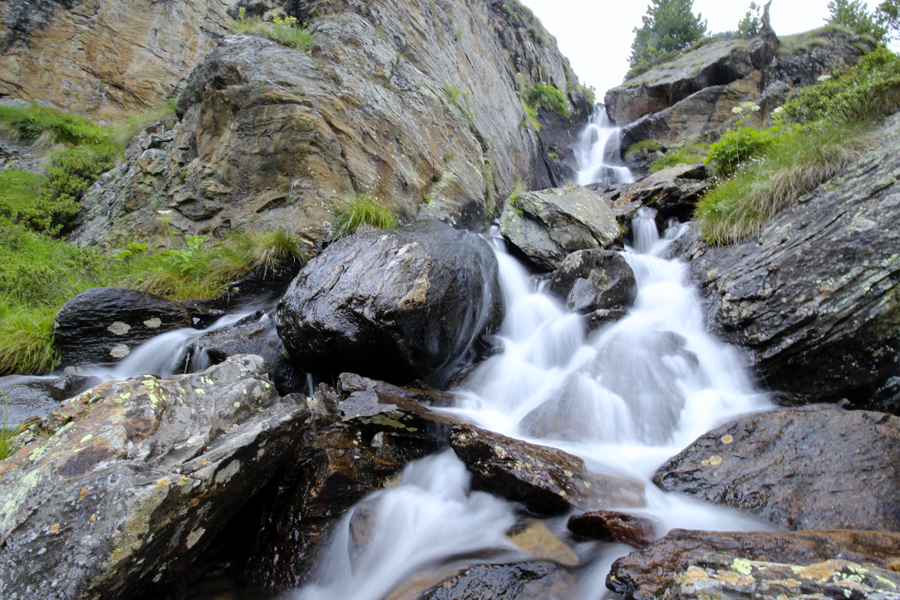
[333,193,398,237]
[624,139,661,158]
[0,170,41,215]
[0,103,117,152]
[0,392,28,460]
[650,143,709,171]
[230,10,315,52]
[524,83,569,118]
[694,123,871,245]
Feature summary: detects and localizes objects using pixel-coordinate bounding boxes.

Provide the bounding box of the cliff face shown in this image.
[66,0,590,246]
[0,0,233,121]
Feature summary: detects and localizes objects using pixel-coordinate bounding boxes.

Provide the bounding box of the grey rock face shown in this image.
[0,355,314,600]
[277,221,501,385]
[499,186,620,271]
[654,405,900,532]
[53,287,194,368]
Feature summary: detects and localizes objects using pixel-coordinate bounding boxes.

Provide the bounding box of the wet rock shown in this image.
[548,249,636,316]
[338,372,455,409]
[53,287,194,369]
[567,511,659,548]
[418,561,577,600]
[654,405,900,532]
[612,164,712,224]
[0,374,100,427]
[687,113,900,414]
[449,423,645,515]
[277,221,501,386]
[0,355,314,600]
[506,521,579,567]
[607,529,900,600]
[499,186,619,271]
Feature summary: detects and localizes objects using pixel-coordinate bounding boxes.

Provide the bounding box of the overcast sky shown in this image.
[519,0,853,100]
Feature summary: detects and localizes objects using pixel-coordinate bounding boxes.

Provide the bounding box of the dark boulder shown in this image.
[0,374,100,427]
[53,287,193,368]
[449,423,645,515]
[548,249,636,316]
[654,405,900,532]
[419,561,576,600]
[567,511,659,548]
[277,221,501,386]
[607,529,900,600]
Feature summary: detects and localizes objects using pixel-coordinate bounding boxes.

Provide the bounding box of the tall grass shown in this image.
[333,193,398,237]
[230,9,315,52]
[694,123,871,244]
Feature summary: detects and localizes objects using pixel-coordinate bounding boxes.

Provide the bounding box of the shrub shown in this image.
[333,193,398,236]
[650,143,709,171]
[525,83,569,118]
[705,126,777,176]
[779,46,900,124]
[231,8,315,52]
[737,1,762,38]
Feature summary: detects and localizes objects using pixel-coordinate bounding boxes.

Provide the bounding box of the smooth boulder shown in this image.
[53,287,193,367]
[499,186,619,271]
[277,221,501,385]
[654,405,900,532]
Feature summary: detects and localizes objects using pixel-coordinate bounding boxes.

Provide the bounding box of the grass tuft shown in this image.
[334,193,398,237]
[230,9,315,52]
[650,143,710,172]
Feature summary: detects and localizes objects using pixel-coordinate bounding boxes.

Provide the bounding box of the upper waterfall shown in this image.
[574,106,633,187]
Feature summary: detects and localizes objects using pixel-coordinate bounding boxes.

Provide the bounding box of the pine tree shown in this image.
[826,0,887,41]
[628,0,707,76]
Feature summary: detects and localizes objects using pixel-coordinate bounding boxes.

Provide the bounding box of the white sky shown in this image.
[520,0,853,100]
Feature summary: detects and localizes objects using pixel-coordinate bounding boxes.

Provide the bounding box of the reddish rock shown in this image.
[567,511,659,547]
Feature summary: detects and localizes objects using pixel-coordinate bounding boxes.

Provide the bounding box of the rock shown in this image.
[567,511,659,548]
[53,287,194,368]
[0,374,101,427]
[548,249,637,315]
[653,405,900,532]
[0,0,232,121]
[0,355,315,600]
[69,0,591,246]
[277,221,501,386]
[499,186,620,271]
[689,112,900,413]
[245,384,456,590]
[611,164,712,224]
[449,423,645,515]
[607,529,900,600]
[417,561,577,600]
[506,521,579,567]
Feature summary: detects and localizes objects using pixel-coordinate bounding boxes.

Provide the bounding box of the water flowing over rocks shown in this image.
[498,185,620,271]
[53,287,194,367]
[0,355,315,600]
[653,405,900,532]
[277,221,501,385]
[607,529,900,600]
[674,113,900,413]
[449,423,645,515]
[0,374,100,428]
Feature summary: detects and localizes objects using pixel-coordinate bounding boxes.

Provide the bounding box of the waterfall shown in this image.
[574,106,633,188]
[290,216,772,600]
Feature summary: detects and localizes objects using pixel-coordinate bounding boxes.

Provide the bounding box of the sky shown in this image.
[519,0,846,100]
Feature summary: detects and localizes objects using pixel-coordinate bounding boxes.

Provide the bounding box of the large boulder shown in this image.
[607,529,900,600]
[548,249,637,316]
[449,423,645,515]
[654,405,900,532]
[68,0,590,246]
[0,355,314,600]
[53,287,194,368]
[499,185,620,271]
[277,221,501,385]
[683,112,900,413]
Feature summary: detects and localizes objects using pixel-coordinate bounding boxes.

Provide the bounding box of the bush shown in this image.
[629,0,707,72]
[231,8,315,52]
[705,126,777,176]
[333,193,398,236]
[779,46,900,124]
[525,83,569,117]
[650,143,709,171]
[737,1,762,37]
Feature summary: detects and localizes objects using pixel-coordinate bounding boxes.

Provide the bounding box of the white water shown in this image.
[574,107,633,187]
[289,213,773,600]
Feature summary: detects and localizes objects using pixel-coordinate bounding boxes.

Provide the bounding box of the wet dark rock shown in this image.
[0,374,100,427]
[607,529,900,600]
[449,423,645,515]
[0,355,313,600]
[499,186,619,271]
[654,405,900,532]
[687,113,900,413]
[277,221,501,386]
[53,287,193,369]
[418,561,577,600]
[613,165,712,224]
[567,511,659,548]
[548,250,637,316]
[338,372,456,409]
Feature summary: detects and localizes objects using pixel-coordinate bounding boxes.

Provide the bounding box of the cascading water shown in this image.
[574,107,634,187]
[289,213,773,600]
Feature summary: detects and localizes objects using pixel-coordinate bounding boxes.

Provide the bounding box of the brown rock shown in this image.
[653,405,900,532]
[607,529,900,600]
[450,423,645,515]
[567,511,659,548]
[418,561,577,600]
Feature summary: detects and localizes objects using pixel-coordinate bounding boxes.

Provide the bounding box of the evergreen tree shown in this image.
[826,0,887,41]
[628,0,707,75]
[876,0,900,42]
